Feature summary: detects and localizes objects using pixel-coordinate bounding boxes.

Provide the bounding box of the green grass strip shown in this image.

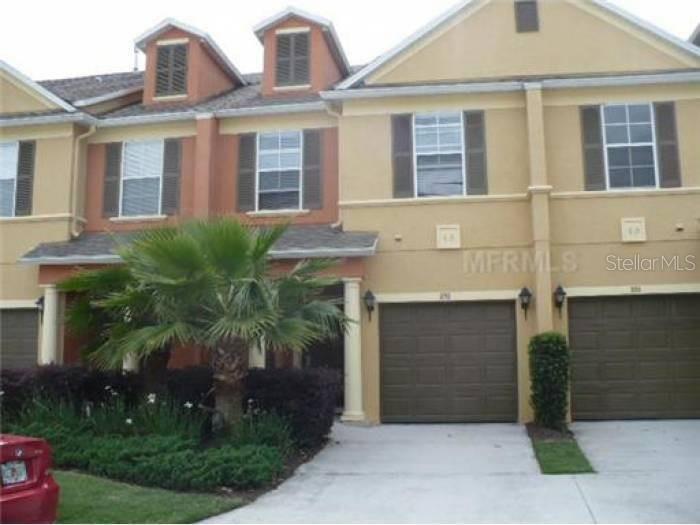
[54,470,241,524]
[532,440,595,475]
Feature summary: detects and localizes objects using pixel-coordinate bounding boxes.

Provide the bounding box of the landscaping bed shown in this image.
[526,423,594,475]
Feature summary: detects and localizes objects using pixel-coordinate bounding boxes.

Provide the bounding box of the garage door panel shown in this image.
[570,294,700,420]
[0,309,39,369]
[381,301,517,423]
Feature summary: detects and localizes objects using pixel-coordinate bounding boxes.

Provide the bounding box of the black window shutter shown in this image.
[14,141,35,216]
[392,114,414,198]
[155,44,188,96]
[654,102,682,188]
[161,139,182,215]
[515,0,539,33]
[302,129,323,210]
[103,142,122,217]
[464,111,488,195]
[237,134,257,212]
[580,106,606,191]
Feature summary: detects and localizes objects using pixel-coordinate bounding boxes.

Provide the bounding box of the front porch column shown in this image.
[38,284,59,365]
[342,278,365,422]
[248,343,266,369]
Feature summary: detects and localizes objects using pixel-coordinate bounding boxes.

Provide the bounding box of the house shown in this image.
[1,0,699,424]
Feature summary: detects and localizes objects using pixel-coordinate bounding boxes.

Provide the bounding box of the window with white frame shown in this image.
[120,139,164,217]
[257,131,302,210]
[414,112,464,197]
[0,142,19,217]
[602,104,657,189]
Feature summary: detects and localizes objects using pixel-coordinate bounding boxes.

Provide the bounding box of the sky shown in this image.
[1,0,699,81]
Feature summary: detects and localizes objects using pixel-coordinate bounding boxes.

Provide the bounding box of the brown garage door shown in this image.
[380,301,517,423]
[570,294,700,420]
[0,309,39,369]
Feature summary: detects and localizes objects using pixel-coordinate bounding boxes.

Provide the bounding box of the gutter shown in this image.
[69,125,97,237]
[0,112,98,128]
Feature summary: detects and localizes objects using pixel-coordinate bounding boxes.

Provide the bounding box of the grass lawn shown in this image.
[532,440,595,475]
[54,471,242,524]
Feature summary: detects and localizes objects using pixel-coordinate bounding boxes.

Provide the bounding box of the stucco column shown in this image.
[38,285,59,365]
[525,83,554,333]
[342,278,365,422]
[193,114,217,218]
[248,344,266,369]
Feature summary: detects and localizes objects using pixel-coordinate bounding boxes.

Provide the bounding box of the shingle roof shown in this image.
[39,71,144,104]
[20,225,378,264]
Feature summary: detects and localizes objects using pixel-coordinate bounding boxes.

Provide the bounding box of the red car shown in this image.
[0,435,60,524]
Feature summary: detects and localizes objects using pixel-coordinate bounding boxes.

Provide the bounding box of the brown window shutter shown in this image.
[155,44,188,96]
[293,33,310,85]
[515,0,539,33]
[302,129,323,210]
[155,46,171,96]
[103,142,122,217]
[276,34,292,86]
[14,141,35,216]
[161,139,182,215]
[654,102,682,188]
[392,114,414,198]
[237,134,257,212]
[580,106,606,191]
[464,111,488,195]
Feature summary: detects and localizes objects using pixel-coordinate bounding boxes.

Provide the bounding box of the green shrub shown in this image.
[529,332,570,430]
[230,412,294,457]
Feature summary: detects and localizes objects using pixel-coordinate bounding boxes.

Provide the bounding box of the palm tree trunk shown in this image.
[210,338,249,426]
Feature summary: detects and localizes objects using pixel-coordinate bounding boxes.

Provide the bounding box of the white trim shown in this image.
[339,193,528,208]
[0,213,86,224]
[374,289,520,303]
[156,38,189,46]
[324,81,522,100]
[19,254,123,265]
[134,18,247,86]
[273,84,311,92]
[73,86,142,108]
[252,6,350,74]
[275,27,311,35]
[152,94,188,102]
[0,60,76,113]
[540,71,700,89]
[246,209,310,218]
[0,113,97,128]
[550,186,700,200]
[0,300,38,309]
[97,111,198,127]
[566,283,700,298]
[338,0,700,89]
[109,215,167,223]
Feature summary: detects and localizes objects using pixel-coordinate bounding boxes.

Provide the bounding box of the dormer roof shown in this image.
[253,6,350,75]
[134,18,247,86]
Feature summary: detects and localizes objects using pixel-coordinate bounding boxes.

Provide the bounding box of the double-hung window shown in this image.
[120,140,164,217]
[414,112,465,197]
[257,131,302,211]
[602,103,658,189]
[0,142,19,217]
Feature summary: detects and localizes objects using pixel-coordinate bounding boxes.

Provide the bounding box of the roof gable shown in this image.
[0,60,76,114]
[134,18,247,86]
[339,0,700,88]
[253,6,350,75]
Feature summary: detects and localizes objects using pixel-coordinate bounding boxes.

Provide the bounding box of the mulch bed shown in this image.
[526,422,574,442]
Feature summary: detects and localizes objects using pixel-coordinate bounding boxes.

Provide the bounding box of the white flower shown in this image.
[104,385,112,391]
[110,390,118,397]
[184,402,193,409]
[147,393,157,404]
[0,390,4,397]
[125,418,133,425]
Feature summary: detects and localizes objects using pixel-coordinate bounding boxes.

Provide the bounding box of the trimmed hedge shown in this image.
[529,332,570,430]
[6,421,282,491]
[246,368,340,449]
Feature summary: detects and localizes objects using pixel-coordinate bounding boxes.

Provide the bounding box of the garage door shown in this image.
[570,294,700,420]
[0,309,40,369]
[380,301,517,423]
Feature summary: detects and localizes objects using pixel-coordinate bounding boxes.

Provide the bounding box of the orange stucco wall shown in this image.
[261,17,343,97]
[142,27,236,106]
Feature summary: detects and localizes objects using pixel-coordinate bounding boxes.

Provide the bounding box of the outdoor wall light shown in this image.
[363,290,376,320]
[553,285,567,315]
[518,287,533,318]
[35,296,44,314]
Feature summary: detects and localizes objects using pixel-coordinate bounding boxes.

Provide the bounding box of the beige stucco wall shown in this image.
[0,73,57,114]
[368,0,698,85]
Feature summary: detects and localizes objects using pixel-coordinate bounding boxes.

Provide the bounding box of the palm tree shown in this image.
[63,219,347,424]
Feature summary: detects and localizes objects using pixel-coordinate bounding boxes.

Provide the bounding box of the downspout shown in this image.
[323,101,344,230]
[69,125,96,238]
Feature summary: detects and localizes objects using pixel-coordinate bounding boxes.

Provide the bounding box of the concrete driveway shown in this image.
[202,421,700,524]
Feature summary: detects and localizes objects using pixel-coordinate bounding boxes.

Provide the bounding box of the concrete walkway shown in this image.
[202,421,700,524]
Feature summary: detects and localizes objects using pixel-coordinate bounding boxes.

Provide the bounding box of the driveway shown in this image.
[203,421,700,524]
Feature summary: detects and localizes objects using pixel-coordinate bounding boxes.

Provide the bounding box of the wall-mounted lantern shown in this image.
[553,285,567,316]
[363,290,376,321]
[518,287,533,319]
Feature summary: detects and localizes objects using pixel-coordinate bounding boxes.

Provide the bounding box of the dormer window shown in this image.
[515,0,539,33]
[276,30,310,87]
[155,42,188,97]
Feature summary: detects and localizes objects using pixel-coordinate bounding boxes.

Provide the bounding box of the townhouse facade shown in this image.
[1,0,699,424]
